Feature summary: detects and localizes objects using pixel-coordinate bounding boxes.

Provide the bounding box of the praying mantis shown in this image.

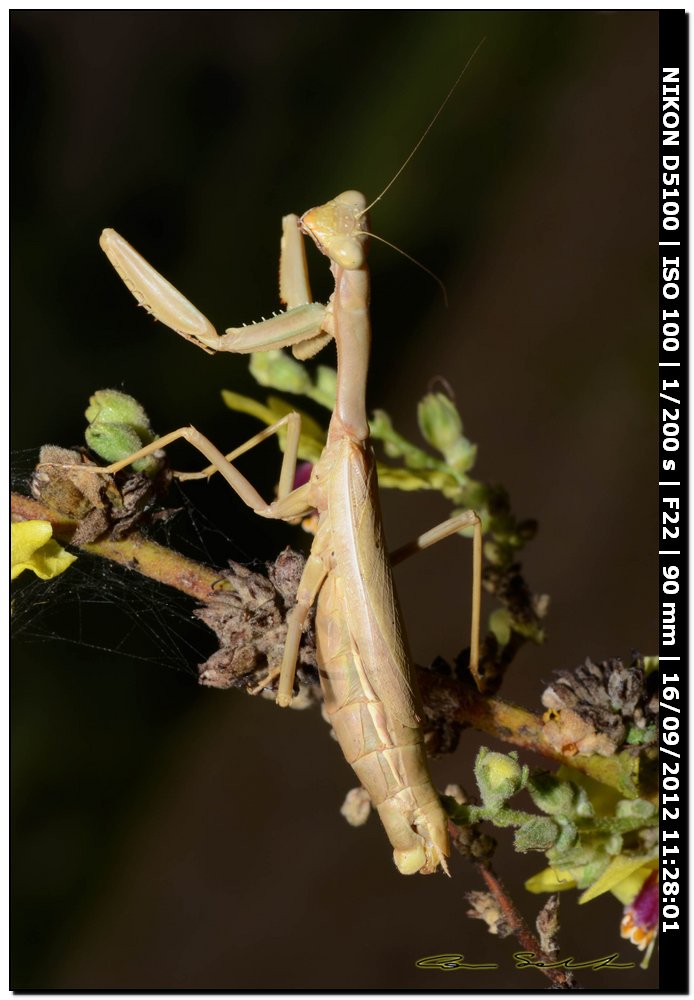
[93,191,483,876]
[73,44,490,872]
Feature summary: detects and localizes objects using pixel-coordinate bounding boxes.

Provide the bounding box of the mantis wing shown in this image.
[330,440,423,730]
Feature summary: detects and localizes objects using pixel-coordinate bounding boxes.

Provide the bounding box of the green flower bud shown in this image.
[475,748,526,812]
[85,390,161,475]
[369,409,393,437]
[250,349,312,395]
[460,482,488,511]
[489,608,512,648]
[85,389,154,443]
[514,817,559,852]
[85,421,143,463]
[528,773,593,819]
[418,392,462,450]
[417,392,476,472]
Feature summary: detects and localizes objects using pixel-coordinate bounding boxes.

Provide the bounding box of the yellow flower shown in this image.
[525,866,578,894]
[526,857,656,904]
[579,855,656,905]
[524,763,658,966]
[11,521,76,580]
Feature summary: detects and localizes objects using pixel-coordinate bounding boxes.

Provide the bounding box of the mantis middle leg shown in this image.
[66,413,313,521]
[390,509,483,690]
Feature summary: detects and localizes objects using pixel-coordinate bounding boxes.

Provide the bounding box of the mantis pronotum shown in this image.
[92,189,483,876]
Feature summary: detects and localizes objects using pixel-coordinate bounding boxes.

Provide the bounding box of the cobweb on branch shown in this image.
[11,450,287,677]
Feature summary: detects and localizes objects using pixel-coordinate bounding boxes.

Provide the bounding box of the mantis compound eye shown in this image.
[330,237,364,270]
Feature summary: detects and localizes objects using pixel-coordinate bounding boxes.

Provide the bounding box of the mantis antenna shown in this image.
[360,37,487,217]
[367,230,449,306]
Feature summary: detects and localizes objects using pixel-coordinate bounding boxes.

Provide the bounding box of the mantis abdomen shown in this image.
[316,571,450,876]
[312,439,450,875]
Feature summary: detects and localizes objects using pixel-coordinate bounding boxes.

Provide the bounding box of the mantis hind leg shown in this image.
[275,551,328,707]
[389,510,482,692]
[251,549,328,707]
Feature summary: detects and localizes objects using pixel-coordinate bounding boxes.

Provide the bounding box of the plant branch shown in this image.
[475,861,577,989]
[12,490,640,796]
[12,492,225,603]
[417,670,641,798]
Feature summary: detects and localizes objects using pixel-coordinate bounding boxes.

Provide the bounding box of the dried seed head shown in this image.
[196,550,319,700]
[536,895,561,959]
[465,891,512,938]
[340,787,372,827]
[541,654,657,756]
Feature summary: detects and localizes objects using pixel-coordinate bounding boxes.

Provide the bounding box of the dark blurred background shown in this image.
[11,11,658,990]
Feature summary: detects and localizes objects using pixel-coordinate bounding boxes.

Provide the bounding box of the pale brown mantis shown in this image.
[73,59,486,875]
[91,191,482,876]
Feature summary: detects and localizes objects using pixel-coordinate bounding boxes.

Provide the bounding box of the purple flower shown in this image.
[293,461,313,490]
[621,871,658,952]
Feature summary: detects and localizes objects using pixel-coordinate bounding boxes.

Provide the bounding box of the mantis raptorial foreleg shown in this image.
[99,224,333,358]
[279,215,335,359]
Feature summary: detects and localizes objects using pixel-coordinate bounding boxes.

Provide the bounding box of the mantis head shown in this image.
[300,190,369,270]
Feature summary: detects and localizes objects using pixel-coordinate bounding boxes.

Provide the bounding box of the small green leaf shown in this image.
[514,817,559,852]
[249,349,312,395]
[626,723,656,745]
[642,656,659,675]
[551,818,578,855]
[615,798,657,820]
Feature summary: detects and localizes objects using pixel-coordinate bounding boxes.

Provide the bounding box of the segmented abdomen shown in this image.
[315,572,449,875]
